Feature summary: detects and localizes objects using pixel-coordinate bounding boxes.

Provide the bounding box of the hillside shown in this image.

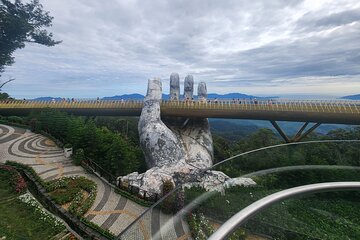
[341,94,360,100]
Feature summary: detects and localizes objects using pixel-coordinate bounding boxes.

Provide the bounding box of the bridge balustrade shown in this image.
[0,99,359,116]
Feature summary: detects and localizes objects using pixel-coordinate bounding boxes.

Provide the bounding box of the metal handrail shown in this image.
[208,182,360,240]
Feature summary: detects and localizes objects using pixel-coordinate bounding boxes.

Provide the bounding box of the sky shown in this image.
[2,0,360,98]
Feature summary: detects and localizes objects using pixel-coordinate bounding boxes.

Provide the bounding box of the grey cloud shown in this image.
[297,8,360,31]
[3,0,360,98]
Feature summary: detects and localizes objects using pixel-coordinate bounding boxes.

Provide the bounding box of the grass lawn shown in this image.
[0,168,65,239]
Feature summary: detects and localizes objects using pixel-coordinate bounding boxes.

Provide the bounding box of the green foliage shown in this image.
[25,110,145,176]
[6,162,97,218]
[6,161,48,188]
[0,118,30,129]
[0,0,61,75]
[7,116,23,124]
[228,228,246,240]
[50,187,79,205]
[187,213,215,239]
[0,92,9,99]
[213,126,360,177]
[187,212,245,240]
[72,148,85,166]
[29,117,41,132]
[213,135,232,163]
[114,187,153,207]
[185,185,360,240]
[210,120,258,142]
[161,180,175,214]
[0,164,27,194]
[0,168,65,239]
[80,218,116,240]
[63,143,72,148]
[47,176,97,217]
[94,116,140,144]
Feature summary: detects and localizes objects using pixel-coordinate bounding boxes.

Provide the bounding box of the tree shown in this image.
[0,0,61,76]
[0,91,9,100]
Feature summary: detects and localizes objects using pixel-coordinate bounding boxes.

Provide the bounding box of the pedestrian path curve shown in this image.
[0,124,190,239]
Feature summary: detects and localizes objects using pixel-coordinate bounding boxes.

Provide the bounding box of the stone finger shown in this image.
[184,75,194,100]
[170,73,180,101]
[197,82,207,101]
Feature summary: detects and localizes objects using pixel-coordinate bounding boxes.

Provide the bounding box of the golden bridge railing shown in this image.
[161,99,360,114]
[0,99,359,114]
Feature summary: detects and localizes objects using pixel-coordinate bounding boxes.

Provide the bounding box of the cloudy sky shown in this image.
[3,0,360,98]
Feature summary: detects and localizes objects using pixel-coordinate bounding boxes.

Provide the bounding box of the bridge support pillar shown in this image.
[270,121,321,143]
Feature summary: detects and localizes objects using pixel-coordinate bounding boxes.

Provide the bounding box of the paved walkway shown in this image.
[0,124,190,240]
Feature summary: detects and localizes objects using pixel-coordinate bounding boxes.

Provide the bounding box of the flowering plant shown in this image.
[0,165,27,193]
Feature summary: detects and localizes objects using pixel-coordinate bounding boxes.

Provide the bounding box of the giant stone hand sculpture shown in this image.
[119,73,255,195]
[139,73,213,170]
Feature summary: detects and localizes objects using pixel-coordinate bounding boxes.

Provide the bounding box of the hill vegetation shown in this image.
[23,110,146,177]
[2,111,360,239]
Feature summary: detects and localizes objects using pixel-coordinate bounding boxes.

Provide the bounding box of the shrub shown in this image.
[161,180,175,214]
[7,116,24,124]
[114,187,154,207]
[6,162,97,218]
[187,212,245,240]
[48,176,97,217]
[29,118,42,133]
[64,143,72,148]
[6,161,48,188]
[72,148,85,166]
[80,218,116,239]
[0,165,27,193]
[187,213,214,240]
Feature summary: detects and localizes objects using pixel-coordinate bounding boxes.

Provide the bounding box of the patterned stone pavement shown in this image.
[0,124,190,240]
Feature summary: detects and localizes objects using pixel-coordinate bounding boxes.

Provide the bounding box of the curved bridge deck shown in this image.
[0,100,360,124]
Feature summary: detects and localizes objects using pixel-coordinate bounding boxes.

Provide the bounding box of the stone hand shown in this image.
[121,74,254,195]
[138,73,213,171]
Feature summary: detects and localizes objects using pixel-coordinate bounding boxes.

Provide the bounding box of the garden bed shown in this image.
[0,166,66,239]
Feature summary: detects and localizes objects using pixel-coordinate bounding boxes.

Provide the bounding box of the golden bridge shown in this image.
[1,99,359,124]
[1,99,360,142]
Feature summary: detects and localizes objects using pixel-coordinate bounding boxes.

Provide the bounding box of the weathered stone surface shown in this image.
[138,78,186,168]
[170,73,180,100]
[197,82,207,101]
[224,177,257,188]
[119,168,174,195]
[122,73,255,195]
[184,75,194,100]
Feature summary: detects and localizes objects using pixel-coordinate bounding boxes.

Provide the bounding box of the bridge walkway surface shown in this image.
[0,124,190,240]
[0,99,360,124]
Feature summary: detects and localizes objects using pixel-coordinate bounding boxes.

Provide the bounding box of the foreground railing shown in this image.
[208,182,360,240]
[118,140,360,240]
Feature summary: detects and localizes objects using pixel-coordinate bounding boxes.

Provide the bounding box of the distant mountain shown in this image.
[341,94,360,100]
[210,120,259,141]
[102,92,276,100]
[207,93,277,100]
[210,119,351,139]
[102,94,144,100]
[31,97,63,101]
[31,92,276,101]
